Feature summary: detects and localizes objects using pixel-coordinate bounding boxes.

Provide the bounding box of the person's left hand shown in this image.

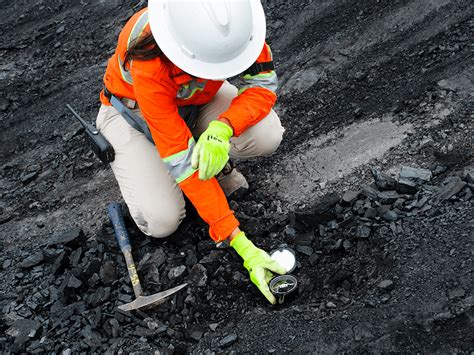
[191,120,233,180]
[230,231,286,304]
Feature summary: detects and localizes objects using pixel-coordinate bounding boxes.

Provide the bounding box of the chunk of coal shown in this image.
[168,265,186,280]
[67,275,82,289]
[377,280,394,291]
[18,251,44,269]
[399,166,432,182]
[343,240,352,251]
[100,261,117,285]
[5,319,41,344]
[21,171,38,185]
[189,264,208,287]
[294,193,339,227]
[188,329,203,341]
[51,251,67,275]
[48,228,85,248]
[327,220,338,230]
[309,253,319,266]
[355,225,371,239]
[361,185,379,200]
[448,288,465,300]
[434,176,467,202]
[464,169,474,183]
[382,210,398,221]
[342,190,359,204]
[296,245,313,256]
[396,178,418,194]
[370,168,397,191]
[364,208,377,219]
[138,248,166,271]
[0,97,10,111]
[378,191,400,204]
[219,333,238,348]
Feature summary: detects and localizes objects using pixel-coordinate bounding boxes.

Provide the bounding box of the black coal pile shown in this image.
[1,165,472,353]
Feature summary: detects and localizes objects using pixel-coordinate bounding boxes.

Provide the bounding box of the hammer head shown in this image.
[118,283,188,312]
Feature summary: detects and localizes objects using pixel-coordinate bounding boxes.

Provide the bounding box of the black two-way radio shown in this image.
[66,104,115,164]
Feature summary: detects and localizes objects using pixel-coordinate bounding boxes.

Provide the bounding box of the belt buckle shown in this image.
[122,98,137,109]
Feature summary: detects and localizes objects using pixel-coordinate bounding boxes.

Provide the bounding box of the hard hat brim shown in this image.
[148,0,266,80]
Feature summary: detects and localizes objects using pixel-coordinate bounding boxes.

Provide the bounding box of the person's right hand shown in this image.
[191,120,233,180]
[230,231,286,304]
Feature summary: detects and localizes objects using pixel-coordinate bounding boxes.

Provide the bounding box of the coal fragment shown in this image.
[327,220,338,230]
[371,168,397,191]
[5,319,41,344]
[382,210,398,221]
[168,265,186,280]
[308,253,319,266]
[434,176,466,202]
[396,178,418,194]
[189,264,208,287]
[137,248,166,271]
[0,97,10,111]
[49,228,85,248]
[399,166,432,182]
[296,245,313,256]
[19,251,44,269]
[364,208,377,219]
[378,191,400,204]
[219,333,238,348]
[188,329,203,341]
[67,275,82,289]
[295,193,338,227]
[51,251,67,275]
[377,280,394,291]
[355,225,371,239]
[100,261,117,285]
[448,288,465,300]
[342,190,359,204]
[361,185,379,200]
[21,171,38,185]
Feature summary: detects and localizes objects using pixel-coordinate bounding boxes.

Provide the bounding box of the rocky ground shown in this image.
[1,0,473,353]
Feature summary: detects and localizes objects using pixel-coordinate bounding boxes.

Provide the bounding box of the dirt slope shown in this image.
[1,0,473,353]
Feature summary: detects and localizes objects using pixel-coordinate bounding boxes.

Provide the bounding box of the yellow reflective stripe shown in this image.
[238,70,278,94]
[242,71,276,80]
[266,43,273,60]
[118,54,133,84]
[176,167,196,184]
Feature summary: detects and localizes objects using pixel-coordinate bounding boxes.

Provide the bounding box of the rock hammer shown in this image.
[107,202,187,311]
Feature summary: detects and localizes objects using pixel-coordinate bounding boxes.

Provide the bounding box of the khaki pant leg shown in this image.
[194,81,285,159]
[96,104,186,238]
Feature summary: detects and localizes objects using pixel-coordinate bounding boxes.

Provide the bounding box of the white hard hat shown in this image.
[148,0,266,80]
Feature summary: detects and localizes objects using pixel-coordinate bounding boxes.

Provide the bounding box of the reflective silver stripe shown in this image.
[118,11,150,84]
[177,79,207,100]
[127,11,149,49]
[238,70,278,95]
[162,138,197,183]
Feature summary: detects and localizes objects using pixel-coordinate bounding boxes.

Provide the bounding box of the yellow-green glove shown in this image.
[230,232,286,304]
[191,120,233,180]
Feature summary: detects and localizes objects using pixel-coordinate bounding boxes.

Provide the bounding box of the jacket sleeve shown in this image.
[131,67,239,242]
[219,42,278,136]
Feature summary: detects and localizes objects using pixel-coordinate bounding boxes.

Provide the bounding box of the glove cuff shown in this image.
[209,120,233,140]
[230,231,255,259]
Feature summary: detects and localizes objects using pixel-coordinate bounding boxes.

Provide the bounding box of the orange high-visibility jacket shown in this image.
[100,8,278,242]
